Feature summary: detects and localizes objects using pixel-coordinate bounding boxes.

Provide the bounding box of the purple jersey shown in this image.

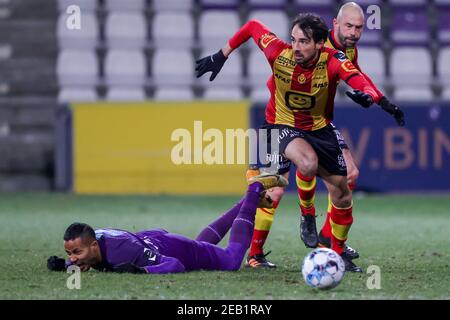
[92,228,185,274]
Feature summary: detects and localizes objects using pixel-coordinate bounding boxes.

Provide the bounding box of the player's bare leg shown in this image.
[284,138,320,248]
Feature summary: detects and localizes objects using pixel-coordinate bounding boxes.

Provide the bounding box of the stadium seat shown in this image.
[57,0,97,12]
[57,12,98,49]
[441,88,450,101]
[105,0,146,12]
[152,12,194,49]
[104,50,146,86]
[152,50,194,87]
[388,0,427,5]
[393,86,434,102]
[203,88,244,100]
[248,10,289,41]
[293,0,333,5]
[390,7,430,45]
[154,88,195,101]
[106,87,146,101]
[247,49,273,89]
[198,48,243,87]
[390,47,432,86]
[57,50,98,86]
[105,12,147,49]
[292,4,334,27]
[247,0,287,9]
[437,47,450,85]
[250,88,270,102]
[358,29,383,46]
[152,0,194,12]
[356,47,386,87]
[58,88,98,102]
[199,11,240,49]
[433,0,450,5]
[199,0,240,9]
[437,9,450,45]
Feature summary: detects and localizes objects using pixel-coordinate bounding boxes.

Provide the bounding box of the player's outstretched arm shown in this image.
[195,19,283,81]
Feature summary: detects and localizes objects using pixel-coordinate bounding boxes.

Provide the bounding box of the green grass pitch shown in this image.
[0,193,449,299]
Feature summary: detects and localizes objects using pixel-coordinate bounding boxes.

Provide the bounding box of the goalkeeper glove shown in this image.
[47,256,67,272]
[195,50,227,81]
[345,90,374,108]
[379,97,405,126]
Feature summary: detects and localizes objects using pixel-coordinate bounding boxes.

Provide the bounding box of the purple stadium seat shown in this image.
[358,28,383,46]
[390,7,430,45]
[294,0,333,6]
[294,6,334,29]
[247,0,287,10]
[388,0,427,5]
[434,0,450,7]
[199,0,240,10]
[437,10,450,45]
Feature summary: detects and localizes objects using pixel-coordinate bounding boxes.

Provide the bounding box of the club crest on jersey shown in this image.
[298,73,307,84]
[341,60,358,72]
[260,33,276,49]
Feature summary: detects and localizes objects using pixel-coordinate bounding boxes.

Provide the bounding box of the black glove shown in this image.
[345,90,374,108]
[379,97,405,126]
[47,256,67,272]
[195,50,227,81]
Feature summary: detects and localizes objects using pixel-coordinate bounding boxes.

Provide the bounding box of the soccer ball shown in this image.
[301,248,345,290]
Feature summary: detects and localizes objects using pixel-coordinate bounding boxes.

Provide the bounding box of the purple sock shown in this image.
[195,197,245,244]
[228,182,262,247]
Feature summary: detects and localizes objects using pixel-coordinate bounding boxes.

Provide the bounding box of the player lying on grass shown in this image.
[47,174,288,274]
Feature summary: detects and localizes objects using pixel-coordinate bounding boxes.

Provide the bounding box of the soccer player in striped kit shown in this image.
[196,10,404,272]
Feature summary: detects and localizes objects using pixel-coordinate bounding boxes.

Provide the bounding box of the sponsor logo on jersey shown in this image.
[312,82,328,88]
[275,72,291,84]
[285,91,316,110]
[276,55,296,68]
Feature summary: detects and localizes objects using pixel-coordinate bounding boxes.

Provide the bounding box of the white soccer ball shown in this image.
[301,248,345,290]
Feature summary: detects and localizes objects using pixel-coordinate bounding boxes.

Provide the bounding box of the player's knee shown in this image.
[297,155,318,177]
[333,193,352,208]
[298,164,317,178]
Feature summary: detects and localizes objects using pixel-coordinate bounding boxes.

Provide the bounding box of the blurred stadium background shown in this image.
[0,0,449,193]
[1,0,449,300]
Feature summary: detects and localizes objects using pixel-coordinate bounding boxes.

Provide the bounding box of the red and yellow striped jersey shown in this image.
[229,20,381,131]
[325,29,384,100]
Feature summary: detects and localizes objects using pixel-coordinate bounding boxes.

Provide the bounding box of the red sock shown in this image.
[249,230,269,256]
[321,212,332,239]
[329,204,353,255]
[249,200,279,256]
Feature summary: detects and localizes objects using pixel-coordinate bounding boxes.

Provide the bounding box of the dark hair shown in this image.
[64,222,95,242]
[291,13,329,43]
